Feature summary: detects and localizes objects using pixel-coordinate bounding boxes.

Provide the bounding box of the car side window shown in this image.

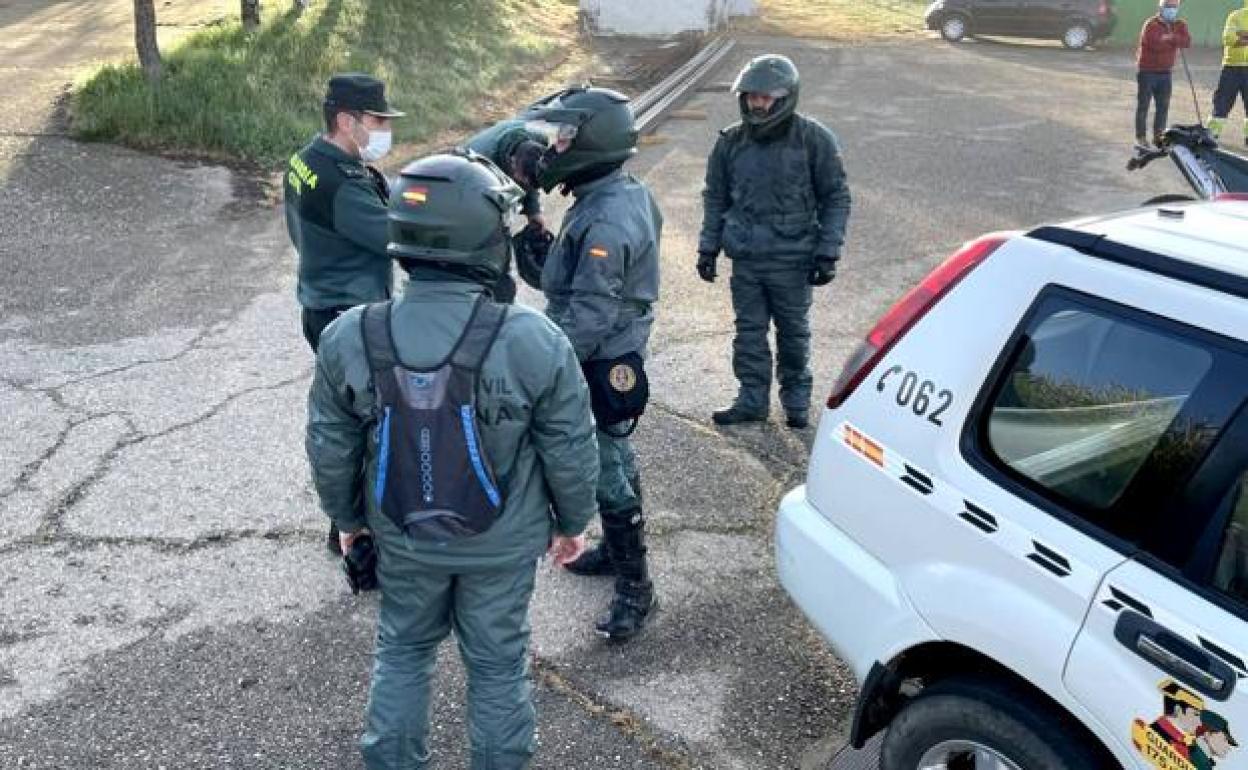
[1213,475,1248,606]
[980,292,1222,536]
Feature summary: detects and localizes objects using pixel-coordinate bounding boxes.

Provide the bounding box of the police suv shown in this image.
[776,199,1248,769]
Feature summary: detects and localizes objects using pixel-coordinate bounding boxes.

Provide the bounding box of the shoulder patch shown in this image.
[587,245,609,259]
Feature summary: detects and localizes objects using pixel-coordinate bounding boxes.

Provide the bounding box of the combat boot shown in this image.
[563,474,641,577]
[596,579,656,642]
[564,540,614,576]
[595,508,656,642]
[712,405,767,426]
[785,410,809,429]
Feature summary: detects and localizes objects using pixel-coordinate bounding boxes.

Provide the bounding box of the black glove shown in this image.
[808,257,837,287]
[514,223,555,291]
[696,252,718,283]
[342,533,378,595]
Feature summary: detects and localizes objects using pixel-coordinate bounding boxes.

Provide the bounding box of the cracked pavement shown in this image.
[0,3,1226,766]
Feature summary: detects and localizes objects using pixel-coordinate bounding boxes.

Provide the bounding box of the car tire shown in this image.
[1061,21,1093,50]
[939,14,969,43]
[879,678,1102,770]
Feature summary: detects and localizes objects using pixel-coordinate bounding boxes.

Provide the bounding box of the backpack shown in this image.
[362,297,508,540]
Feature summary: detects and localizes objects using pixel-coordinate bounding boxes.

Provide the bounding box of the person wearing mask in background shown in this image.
[1135,0,1190,152]
[1209,0,1248,147]
[285,73,403,554]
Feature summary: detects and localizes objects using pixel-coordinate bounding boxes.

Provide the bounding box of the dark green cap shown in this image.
[324,73,405,117]
[1201,711,1239,746]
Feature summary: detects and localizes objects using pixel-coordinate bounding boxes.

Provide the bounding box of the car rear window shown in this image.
[1213,475,1248,607]
[986,304,1212,509]
[973,289,1242,542]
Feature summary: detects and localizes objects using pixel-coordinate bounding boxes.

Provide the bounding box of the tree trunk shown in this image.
[242,0,261,29]
[133,0,162,83]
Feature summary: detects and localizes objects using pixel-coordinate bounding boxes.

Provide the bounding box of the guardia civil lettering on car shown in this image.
[775,198,1248,769]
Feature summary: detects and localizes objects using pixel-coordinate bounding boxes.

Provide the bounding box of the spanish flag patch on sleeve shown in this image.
[402,187,428,204]
[588,245,609,259]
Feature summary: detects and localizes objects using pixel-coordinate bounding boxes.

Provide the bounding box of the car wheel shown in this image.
[880,678,1101,770]
[1061,21,1092,50]
[940,14,969,43]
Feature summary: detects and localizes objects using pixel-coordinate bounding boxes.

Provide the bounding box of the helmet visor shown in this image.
[524,120,578,150]
[737,87,791,99]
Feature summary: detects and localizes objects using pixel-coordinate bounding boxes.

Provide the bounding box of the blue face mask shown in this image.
[1160,6,1179,21]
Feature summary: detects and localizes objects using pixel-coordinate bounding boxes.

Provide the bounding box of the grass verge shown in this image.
[71,0,579,165]
[743,0,928,40]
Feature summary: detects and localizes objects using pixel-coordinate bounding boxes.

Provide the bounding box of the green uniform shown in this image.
[699,114,850,415]
[541,169,661,516]
[307,276,599,768]
[284,136,393,311]
[464,119,544,219]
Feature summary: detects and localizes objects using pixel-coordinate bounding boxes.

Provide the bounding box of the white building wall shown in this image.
[581,0,758,36]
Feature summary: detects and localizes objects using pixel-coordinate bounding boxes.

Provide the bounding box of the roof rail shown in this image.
[1027,225,1248,301]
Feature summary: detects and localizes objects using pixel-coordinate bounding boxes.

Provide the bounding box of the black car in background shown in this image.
[925,0,1117,49]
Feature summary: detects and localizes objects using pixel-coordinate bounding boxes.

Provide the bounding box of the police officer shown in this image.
[463,119,552,303]
[464,119,548,227]
[285,73,403,554]
[697,54,851,429]
[521,87,662,641]
[306,151,600,769]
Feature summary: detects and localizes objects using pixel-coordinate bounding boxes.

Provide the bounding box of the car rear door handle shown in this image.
[1136,634,1226,692]
[1114,610,1237,701]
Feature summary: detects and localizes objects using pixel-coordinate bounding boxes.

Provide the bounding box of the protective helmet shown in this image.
[387,150,523,284]
[732,54,800,135]
[520,86,638,192]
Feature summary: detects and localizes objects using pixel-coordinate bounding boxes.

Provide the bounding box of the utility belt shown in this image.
[582,351,649,438]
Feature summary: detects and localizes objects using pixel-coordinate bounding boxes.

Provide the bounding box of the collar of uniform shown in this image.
[571,168,623,199]
[398,278,488,302]
[311,135,362,166]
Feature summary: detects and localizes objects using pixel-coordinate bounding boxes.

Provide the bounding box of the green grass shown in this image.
[744,0,928,40]
[71,0,577,165]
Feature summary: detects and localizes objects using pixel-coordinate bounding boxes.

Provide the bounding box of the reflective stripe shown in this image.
[374,407,392,505]
[460,405,501,507]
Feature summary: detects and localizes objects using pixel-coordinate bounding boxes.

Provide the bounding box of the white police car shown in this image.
[776,199,1248,769]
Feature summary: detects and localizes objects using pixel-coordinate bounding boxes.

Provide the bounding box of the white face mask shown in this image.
[352,118,392,162]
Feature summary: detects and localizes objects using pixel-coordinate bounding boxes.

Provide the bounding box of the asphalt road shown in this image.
[0,8,1230,767]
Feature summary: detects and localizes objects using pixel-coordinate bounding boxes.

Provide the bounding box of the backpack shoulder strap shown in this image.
[360,301,399,374]
[451,296,508,371]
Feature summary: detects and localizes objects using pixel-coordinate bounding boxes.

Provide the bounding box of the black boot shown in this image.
[712,405,767,425]
[785,410,809,429]
[595,508,656,642]
[564,474,641,577]
[326,521,342,556]
[563,540,614,576]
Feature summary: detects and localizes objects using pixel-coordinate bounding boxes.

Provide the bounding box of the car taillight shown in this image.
[826,233,1012,409]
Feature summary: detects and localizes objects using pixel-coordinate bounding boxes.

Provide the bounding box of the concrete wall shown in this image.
[581,0,757,36]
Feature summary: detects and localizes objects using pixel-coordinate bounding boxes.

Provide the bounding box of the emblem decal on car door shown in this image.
[1132,679,1239,770]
